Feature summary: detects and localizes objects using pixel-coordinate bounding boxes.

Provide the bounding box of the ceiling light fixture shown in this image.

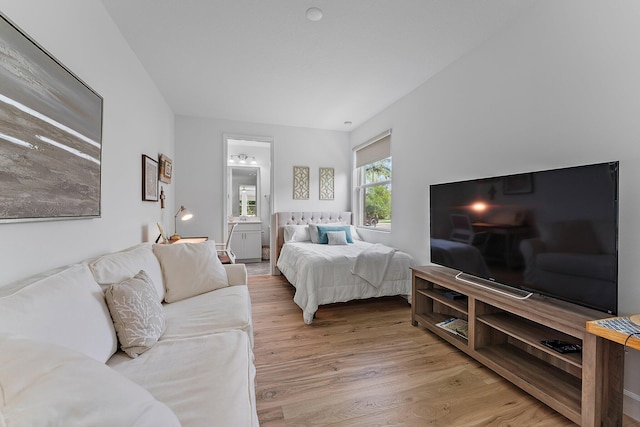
[228,154,257,165]
[306,7,323,22]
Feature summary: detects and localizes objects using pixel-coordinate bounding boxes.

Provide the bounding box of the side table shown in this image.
[586,315,638,426]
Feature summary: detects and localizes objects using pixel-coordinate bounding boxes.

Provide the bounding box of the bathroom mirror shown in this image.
[229,167,259,217]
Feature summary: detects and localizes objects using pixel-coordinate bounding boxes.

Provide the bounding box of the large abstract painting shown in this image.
[0,14,103,222]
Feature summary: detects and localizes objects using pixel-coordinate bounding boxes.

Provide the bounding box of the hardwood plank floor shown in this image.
[249,274,640,426]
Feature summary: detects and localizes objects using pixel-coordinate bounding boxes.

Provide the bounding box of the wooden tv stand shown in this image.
[411,265,623,427]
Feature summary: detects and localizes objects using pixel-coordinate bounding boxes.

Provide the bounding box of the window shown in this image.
[354,132,392,230]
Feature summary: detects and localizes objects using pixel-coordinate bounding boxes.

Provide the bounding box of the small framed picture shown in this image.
[156,222,168,243]
[142,154,159,201]
[159,154,173,184]
[503,173,533,195]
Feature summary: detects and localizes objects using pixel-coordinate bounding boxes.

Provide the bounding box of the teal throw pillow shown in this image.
[316,225,353,244]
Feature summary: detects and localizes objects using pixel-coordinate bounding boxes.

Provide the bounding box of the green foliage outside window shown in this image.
[363,158,391,227]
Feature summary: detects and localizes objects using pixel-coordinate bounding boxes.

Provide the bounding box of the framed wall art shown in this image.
[319,167,334,200]
[159,153,172,184]
[293,166,309,200]
[503,173,533,195]
[0,13,103,222]
[142,155,159,201]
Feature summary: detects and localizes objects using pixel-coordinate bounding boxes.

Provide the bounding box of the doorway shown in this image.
[223,135,273,271]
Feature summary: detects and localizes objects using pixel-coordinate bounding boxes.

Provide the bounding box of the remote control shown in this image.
[541,339,582,354]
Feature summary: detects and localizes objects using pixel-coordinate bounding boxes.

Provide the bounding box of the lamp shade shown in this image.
[179,209,193,221]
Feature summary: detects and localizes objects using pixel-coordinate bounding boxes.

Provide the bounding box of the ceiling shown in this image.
[101,0,534,131]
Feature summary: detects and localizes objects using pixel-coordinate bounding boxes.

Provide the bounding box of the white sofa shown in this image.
[0,242,258,426]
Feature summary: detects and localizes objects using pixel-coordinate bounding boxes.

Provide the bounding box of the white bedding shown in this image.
[277,240,413,324]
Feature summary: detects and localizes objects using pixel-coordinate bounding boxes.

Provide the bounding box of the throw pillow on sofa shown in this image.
[105,270,166,358]
[0,333,180,427]
[89,243,165,302]
[153,241,229,303]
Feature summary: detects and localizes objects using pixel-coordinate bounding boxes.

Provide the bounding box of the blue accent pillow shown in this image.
[316,225,353,244]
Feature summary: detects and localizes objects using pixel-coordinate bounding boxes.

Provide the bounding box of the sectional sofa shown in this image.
[0,241,258,426]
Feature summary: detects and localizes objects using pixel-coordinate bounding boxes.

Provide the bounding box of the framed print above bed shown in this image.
[293,166,309,199]
[0,12,103,222]
[319,167,334,200]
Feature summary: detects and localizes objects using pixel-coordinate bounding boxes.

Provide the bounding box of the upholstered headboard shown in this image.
[272,211,352,274]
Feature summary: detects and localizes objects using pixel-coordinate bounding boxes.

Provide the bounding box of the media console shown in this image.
[411,265,623,427]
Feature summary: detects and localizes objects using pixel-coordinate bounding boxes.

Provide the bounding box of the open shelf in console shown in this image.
[476,344,582,418]
[412,282,469,350]
[476,311,582,371]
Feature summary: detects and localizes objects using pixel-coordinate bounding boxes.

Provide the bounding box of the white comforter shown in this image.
[277,241,413,324]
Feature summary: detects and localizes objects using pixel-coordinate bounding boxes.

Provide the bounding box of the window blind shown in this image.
[354,132,391,168]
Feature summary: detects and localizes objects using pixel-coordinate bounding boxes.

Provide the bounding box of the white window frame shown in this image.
[353,130,392,230]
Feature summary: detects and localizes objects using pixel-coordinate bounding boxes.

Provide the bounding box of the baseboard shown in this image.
[624,389,640,421]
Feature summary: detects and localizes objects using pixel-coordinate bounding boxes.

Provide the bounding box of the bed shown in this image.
[273,211,414,324]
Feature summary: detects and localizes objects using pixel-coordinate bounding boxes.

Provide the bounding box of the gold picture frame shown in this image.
[159,154,173,184]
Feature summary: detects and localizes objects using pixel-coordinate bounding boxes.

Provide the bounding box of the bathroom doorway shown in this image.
[223,135,273,271]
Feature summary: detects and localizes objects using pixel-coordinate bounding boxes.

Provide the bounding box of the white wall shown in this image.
[351,0,640,417]
[0,0,174,286]
[175,116,350,243]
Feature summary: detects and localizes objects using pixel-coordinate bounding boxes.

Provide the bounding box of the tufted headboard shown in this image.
[272,211,352,274]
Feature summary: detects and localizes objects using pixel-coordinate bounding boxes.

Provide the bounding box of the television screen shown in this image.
[429,162,619,314]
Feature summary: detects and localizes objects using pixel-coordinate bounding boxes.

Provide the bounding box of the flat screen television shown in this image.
[429,161,619,314]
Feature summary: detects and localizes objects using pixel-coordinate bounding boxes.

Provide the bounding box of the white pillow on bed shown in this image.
[283,224,310,242]
[327,231,348,245]
[350,225,362,241]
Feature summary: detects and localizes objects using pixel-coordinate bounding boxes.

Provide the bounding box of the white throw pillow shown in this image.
[283,224,310,242]
[153,241,229,303]
[89,243,165,302]
[105,270,166,358]
[327,231,348,245]
[0,333,180,427]
[350,225,363,241]
[0,264,117,363]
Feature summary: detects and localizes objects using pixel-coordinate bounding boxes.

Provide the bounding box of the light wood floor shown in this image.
[249,274,640,427]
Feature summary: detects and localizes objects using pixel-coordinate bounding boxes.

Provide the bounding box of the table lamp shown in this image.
[170,205,193,241]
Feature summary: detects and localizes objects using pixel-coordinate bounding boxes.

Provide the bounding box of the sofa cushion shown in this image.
[0,264,117,363]
[89,243,165,301]
[153,241,228,303]
[108,330,258,427]
[0,333,180,427]
[105,270,167,358]
[161,285,253,346]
